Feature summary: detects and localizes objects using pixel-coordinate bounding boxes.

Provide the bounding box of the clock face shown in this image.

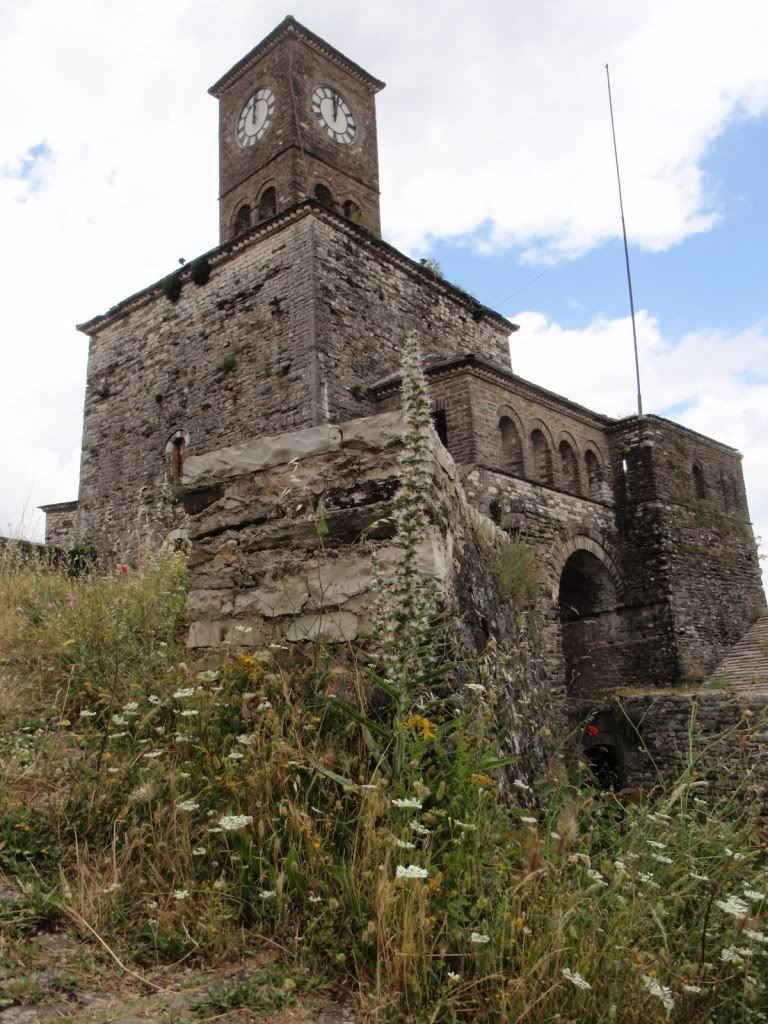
[312,86,356,144]
[236,88,275,147]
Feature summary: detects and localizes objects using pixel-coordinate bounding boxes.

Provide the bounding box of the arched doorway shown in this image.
[559,549,625,698]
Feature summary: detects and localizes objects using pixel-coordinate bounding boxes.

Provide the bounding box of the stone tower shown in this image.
[209,15,385,241]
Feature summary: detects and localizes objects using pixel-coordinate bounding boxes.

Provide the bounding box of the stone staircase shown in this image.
[709,611,768,691]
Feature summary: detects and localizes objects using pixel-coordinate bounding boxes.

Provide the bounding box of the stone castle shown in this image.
[41,17,767,793]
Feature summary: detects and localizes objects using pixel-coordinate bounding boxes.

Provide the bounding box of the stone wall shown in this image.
[609,416,765,680]
[573,690,768,811]
[181,410,562,778]
[65,207,514,556]
[40,501,80,549]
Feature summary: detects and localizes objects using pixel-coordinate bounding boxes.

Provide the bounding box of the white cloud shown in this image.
[512,311,768,571]
[1,0,766,551]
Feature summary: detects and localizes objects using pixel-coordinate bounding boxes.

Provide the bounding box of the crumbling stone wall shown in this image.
[573,690,768,811]
[181,410,562,777]
[40,501,80,549]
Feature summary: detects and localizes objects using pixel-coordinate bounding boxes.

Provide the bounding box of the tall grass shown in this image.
[1,332,767,1021]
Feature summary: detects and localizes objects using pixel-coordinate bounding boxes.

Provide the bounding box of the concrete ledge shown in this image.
[182,412,406,491]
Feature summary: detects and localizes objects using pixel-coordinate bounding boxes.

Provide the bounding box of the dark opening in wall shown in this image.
[233,204,252,236]
[499,416,524,476]
[585,449,604,499]
[559,550,625,697]
[258,187,277,221]
[314,184,334,208]
[584,729,623,789]
[170,436,186,482]
[343,199,361,221]
[692,463,707,499]
[559,440,581,494]
[431,409,448,448]
[721,471,736,511]
[530,428,554,486]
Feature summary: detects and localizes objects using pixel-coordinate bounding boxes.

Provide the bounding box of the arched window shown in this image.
[233,203,251,236]
[559,440,580,494]
[692,463,707,499]
[530,429,554,486]
[343,199,360,221]
[314,183,334,208]
[585,449,604,498]
[499,416,524,476]
[170,435,185,482]
[257,187,276,221]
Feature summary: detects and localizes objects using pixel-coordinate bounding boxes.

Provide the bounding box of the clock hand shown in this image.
[332,91,339,124]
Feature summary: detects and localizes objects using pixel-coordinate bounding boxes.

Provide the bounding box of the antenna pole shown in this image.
[605,63,643,416]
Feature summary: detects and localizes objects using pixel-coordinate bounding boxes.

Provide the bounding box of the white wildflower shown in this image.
[743,888,765,901]
[725,847,746,861]
[652,853,674,864]
[646,840,667,850]
[79,710,97,718]
[179,709,199,717]
[172,889,189,900]
[176,799,199,812]
[469,931,491,944]
[148,695,161,704]
[142,750,164,759]
[227,751,244,760]
[614,860,627,873]
[453,820,477,831]
[236,734,252,746]
[465,683,486,693]
[720,945,749,964]
[196,670,219,682]
[512,779,531,791]
[308,894,322,904]
[391,798,423,810]
[639,872,659,887]
[744,930,768,944]
[682,984,702,993]
[521,816,538,825]
[111,714,128,726]
[562,967,591,991]
[586,868,607,886]
[208,826,223,833]
[715,895,750,917]
[550,831,561,841]
[410,820,431,835]
[173,687,195,699]
[447,971,461,982]
[259,889,276,899]
[107,767,119,774]
[689,872,709,881]
[396,864,429,879]
[192,847,206,856]
[218,814,253,830]
[641,975,674,1016]
[178,771,191,779]
[123,701,139,715]
[394,839,416,849]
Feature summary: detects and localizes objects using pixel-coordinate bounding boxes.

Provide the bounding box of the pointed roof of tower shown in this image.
[208,15,386,98]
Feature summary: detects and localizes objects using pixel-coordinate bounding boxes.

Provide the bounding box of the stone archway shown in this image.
[558,547,626,698]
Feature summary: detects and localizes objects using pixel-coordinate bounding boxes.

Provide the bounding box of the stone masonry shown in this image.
[42,16,766,792]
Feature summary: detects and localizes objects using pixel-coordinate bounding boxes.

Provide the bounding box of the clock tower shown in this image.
[209,15,385,242]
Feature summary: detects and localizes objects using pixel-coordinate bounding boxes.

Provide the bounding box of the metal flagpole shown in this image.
[605,63,643,417]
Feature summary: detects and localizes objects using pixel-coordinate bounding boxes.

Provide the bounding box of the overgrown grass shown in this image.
[1,548,767,1022]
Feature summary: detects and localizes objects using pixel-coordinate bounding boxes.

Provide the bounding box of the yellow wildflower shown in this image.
[402,714,436,740]
[470,773,495,788]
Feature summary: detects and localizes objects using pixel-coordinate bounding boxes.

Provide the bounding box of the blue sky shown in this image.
[432,113,767,353]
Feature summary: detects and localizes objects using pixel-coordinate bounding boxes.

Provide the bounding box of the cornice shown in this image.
[370,354,614,431]
[608,414,742,458]
[208,15,386,99]
[76,201,515,337]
